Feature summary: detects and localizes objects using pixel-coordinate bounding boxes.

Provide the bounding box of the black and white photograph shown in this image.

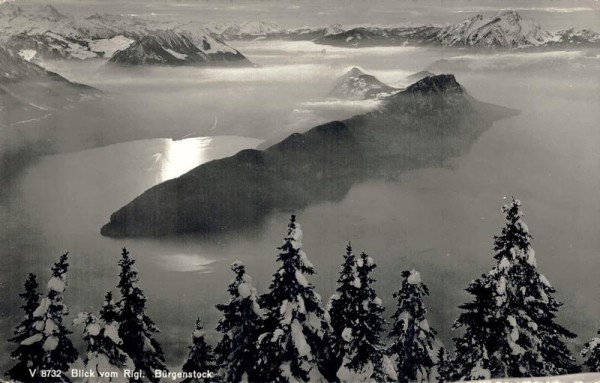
[1,0,599,382]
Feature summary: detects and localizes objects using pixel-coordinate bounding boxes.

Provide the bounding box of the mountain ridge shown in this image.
[100,74,518,238]
[0,3,251,64]
[207,10,599,50]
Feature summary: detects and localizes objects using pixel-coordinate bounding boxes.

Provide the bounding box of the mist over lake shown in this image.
[0,0,599,376]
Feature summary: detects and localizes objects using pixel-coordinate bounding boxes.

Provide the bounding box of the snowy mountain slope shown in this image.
[109,30,210,66]
[548,29,600,47]
[109,30,250,66]
[88,35,134,58]
[0,45,47,82]
[0,46,99,114]
[436,10,552,48]
[100,74,517,238]
[0,3,83,39]
[0,3,250,64]
[0,44,135,185]
[329,67,398,100]
[4,32,97,61]
[171,22,249,63]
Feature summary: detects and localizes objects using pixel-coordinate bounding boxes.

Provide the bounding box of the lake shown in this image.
[1,38,599,370]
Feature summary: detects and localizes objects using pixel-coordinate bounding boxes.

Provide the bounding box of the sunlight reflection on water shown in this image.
[150,137,214,182]
[155,253,216,273]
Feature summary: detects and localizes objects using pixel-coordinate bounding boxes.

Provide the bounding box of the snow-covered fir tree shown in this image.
[181,318,218,383]
[255,215,330,383]
[6,273,43,382]
[334,251,392,382]
[73,292,132,382]
[214,260,264,382]
[14,253,78,382]
[435,347,453,383]
[328,244,359,375]
[582,331,600,372]
[116,248,166,382]
[452,198,579,379]
[388,270,437,383]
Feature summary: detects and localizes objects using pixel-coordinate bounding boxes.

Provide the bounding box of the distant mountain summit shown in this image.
[315,9,599,49]
[329,67,398,100]
[205,21,346,41]
[109,30,251,66]
[204,21,284,40]
[437,10,551,48]
[100,74,517,238]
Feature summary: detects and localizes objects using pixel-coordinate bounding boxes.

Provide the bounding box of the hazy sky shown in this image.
[8,0,600,29]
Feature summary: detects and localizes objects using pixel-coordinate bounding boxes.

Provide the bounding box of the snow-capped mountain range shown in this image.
[204,21,346,41]
[0,3,249,65]
[436,10,551,48]
[318,10,600,49]
[207,10,600,50]
[109,30,249,66]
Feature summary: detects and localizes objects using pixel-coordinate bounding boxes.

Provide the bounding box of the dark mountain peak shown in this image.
[405,74,462,95]
[346,67,365,77]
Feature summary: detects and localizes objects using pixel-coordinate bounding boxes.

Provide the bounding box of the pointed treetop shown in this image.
[50,252,69,277]
[284,214,302,246]
[406,269,422,285]
[192,317,206,339]
[20,274,40,306]
[99,291,119,324]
